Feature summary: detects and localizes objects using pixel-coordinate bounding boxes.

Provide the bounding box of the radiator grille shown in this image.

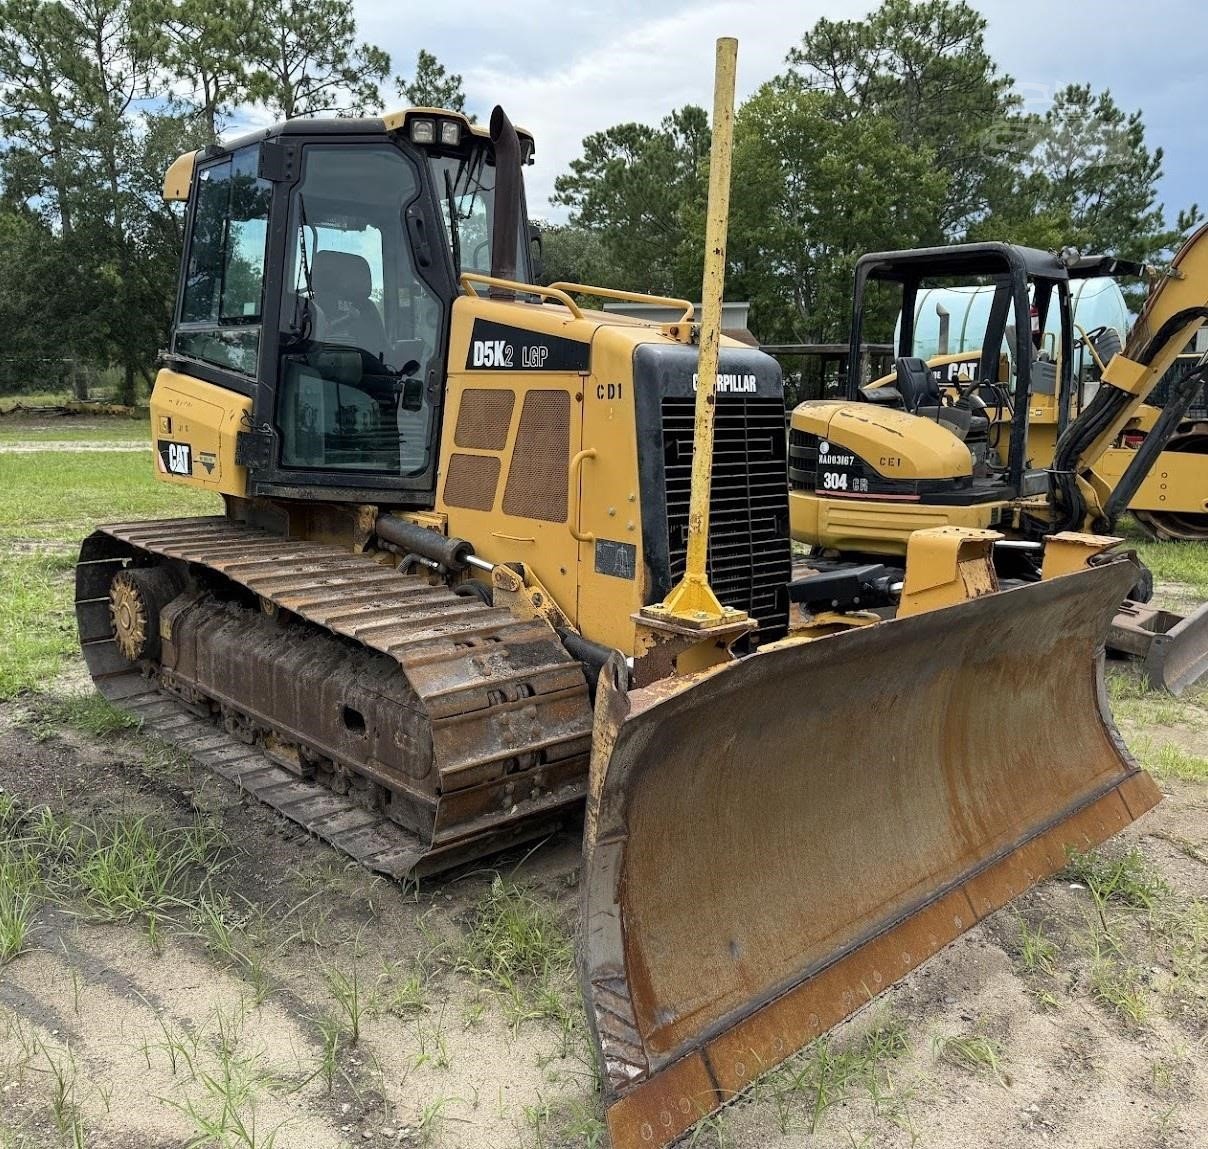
[443,453,500,511]
[662,397,791,641]
[454,388,515,450]
[788,427,818,490]
[503,390,571,523]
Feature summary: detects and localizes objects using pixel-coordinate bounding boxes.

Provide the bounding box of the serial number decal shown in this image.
[157,440,192,476]
[594,539,637,580]
[466,318,590,373]
[816,439,870,494]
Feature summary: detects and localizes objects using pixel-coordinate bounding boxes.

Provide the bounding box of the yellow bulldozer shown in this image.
[75,40,1160,1148]
[790,236,1208,694]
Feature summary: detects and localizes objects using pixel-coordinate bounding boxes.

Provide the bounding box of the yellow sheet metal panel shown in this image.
[576,325,654,654]
[149,369,251,496]
[810,401,973,480]
[1096,448,1208,513]
[162,151,197,202]
[789,490,998,554]
[438,294,588,629]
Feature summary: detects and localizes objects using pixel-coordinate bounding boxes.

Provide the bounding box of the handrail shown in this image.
[458,273,583,319]
[568,448,598,542]
[547,283,696,324]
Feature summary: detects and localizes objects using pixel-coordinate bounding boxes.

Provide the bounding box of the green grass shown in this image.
[1107,668,1198,729]
[0,390,76,411]
[1142,742,1208,782]
[0,552,79,699]
[932,1033,1009,1084]
[66,815,227,922]
[758,1014,912,1135]
[1014,914,1059,976]
[32,693,142,739]
[0,836,42,964]
[0,449,218,542]
[1118,515,1208,599]
[1062,847,1169,911]
[0,419,151,442]
[455,876,576,1031]
[0,435,218,697]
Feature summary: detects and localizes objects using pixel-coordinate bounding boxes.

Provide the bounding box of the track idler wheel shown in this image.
[109,566,184,661]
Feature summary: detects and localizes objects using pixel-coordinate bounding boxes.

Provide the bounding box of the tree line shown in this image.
[0,0,1198,401]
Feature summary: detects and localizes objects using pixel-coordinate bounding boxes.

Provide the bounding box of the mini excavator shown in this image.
[789,238,1208,693]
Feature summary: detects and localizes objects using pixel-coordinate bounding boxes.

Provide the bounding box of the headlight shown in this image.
[410,119,435,145]
[439,120,461,146]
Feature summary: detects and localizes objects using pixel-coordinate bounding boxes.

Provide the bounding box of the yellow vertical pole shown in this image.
[656,36,744,623]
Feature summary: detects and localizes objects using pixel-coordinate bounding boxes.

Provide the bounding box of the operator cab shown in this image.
[165,107,535,504]
[847,244,1136,499]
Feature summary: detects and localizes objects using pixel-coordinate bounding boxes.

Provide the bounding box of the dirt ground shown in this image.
[1,667,1205,1149]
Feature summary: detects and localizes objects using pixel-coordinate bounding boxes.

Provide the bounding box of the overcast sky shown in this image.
[344,0,1203,226]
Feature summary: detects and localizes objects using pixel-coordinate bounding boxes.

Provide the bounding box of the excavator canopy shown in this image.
[581,553,1160,1148]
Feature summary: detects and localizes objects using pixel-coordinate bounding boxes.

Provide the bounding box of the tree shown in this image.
[396,48,472,118]
[248,0,389,120]
[146,0,260,140]
[0,0,90,234]
[975,83,1202,278]
[535,222,617,287]
[552,105,709,297]
[783,0,1019,236]
[728,84,946,344]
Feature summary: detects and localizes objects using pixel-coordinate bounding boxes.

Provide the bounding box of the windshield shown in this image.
[275,143,444,478]
[427,145,529,283]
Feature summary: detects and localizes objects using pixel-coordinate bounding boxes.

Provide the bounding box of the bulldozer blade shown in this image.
[581,556,1160,1149]
[1108,599,1208,696]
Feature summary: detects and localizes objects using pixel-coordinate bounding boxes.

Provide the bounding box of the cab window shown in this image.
[276,144,444,477]
[176,146,271,376]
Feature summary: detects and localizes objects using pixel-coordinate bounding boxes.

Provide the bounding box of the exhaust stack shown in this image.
[488,105,523,299]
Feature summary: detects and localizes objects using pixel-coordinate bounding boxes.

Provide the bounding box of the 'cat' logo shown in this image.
[471,340,513,368]
[158,440,192,476]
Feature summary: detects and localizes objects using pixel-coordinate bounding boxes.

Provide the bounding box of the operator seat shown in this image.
[312,250,387,359]
[894,357,941,412]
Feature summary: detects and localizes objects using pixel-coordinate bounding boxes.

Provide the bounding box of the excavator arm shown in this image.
[1053,223,1208,532]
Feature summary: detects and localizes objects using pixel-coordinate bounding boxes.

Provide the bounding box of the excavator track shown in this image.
[75,517,594,877]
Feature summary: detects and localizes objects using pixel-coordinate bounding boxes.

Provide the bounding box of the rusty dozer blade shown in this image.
[581,555,1160,1149]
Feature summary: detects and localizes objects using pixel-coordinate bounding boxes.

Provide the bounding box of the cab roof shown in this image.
[163,106,535,202]
[855,242,1143,284]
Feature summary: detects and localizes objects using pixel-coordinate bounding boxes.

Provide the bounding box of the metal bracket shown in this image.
[258,141,299,183]
[234,429,274,469]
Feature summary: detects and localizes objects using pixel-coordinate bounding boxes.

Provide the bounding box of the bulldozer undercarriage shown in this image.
[75,517,594,877]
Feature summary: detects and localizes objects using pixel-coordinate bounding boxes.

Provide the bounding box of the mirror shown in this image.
[529,222,544,282]
[400,377,424,412]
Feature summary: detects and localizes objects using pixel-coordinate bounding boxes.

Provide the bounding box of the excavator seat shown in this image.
[895,356,990,441]
[895,356,940,410]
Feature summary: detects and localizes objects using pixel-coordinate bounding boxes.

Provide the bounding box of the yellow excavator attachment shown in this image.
[581,552,1160,1148]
